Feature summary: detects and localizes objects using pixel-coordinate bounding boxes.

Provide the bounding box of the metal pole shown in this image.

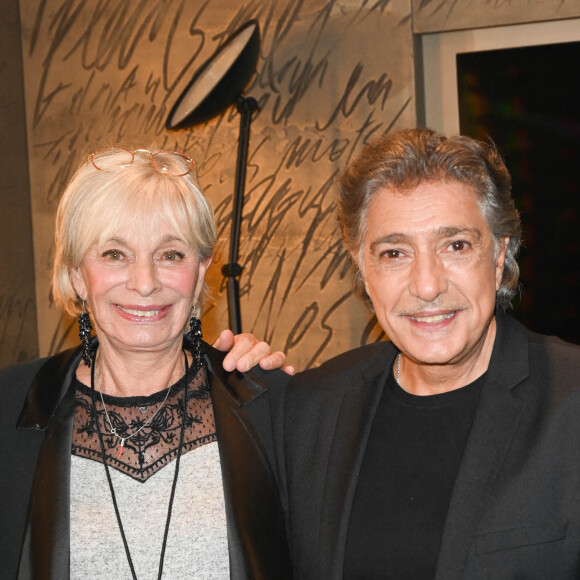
[221,95,259,334]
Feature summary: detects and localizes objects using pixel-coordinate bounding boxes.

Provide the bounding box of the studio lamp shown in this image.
[166,20,261,334]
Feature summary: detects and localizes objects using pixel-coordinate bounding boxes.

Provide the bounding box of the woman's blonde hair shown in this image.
[52,148,217,317]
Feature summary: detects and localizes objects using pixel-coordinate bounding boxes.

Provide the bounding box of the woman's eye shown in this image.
[103,250,122,260]
[163,251,184,261]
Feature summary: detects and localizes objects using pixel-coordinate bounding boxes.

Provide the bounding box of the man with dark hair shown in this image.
[276,128,580,579]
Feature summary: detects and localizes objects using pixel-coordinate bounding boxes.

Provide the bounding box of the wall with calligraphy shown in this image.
[413,0,580,33]
[2,0,578,370]
[16,0,416,370]
[0,0,38,368]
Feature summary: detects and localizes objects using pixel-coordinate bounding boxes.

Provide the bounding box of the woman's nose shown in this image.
[126,259,160,295]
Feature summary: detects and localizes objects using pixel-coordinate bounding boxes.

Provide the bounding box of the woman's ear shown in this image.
[194,256,213,299]
[71,267,87,301]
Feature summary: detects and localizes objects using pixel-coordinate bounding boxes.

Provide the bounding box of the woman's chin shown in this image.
[99,328,185,354]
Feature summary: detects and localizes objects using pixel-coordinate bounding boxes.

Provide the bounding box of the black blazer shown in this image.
[276,312,580,579]
[0,342,291,580]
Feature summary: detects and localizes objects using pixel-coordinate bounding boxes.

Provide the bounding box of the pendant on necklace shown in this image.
[117,439,125,459]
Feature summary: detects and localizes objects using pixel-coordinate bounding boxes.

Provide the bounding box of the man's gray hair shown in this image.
[338,128,522,309]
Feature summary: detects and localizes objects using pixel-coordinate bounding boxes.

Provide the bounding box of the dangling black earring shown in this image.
[189,304,202,368]
[79,300,93,367]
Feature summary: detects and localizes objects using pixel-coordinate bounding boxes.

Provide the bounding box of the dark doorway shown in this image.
[457,41,580,343]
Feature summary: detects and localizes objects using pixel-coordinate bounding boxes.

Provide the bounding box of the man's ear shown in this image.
[495,237,510,291]
[351,249,371,296]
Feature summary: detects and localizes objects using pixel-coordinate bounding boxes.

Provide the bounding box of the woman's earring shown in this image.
[78,300,93,367]
[189,304,202,368]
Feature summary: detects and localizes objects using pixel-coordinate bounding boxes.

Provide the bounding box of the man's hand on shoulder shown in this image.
[213,329,295,375]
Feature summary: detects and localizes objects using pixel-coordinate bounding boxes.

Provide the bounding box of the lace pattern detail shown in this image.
[72,364,216,482]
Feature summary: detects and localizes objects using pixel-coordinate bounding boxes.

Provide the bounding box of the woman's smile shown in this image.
[115,304,170,320]
[72,217,210,354]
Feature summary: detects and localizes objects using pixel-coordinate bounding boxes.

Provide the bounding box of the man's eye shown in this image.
[383,249,402,259]
[450,241,469,251]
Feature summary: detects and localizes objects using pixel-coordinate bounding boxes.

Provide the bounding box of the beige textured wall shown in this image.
[0,0,38,367]
[12,0,578,370]
[413,0,580,33]
[19,0,416,370]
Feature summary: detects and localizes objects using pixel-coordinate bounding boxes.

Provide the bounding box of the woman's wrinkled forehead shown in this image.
[81,188,198,256]
[99,203,194,244]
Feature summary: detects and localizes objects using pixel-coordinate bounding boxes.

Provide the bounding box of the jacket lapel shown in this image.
[17,346,82,580]
[18,346,82,430]
[319,344,396,579]
[206,347,292,580]
[436,314,530,579]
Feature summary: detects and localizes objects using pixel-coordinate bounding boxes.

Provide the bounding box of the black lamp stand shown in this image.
[221,96,259,334]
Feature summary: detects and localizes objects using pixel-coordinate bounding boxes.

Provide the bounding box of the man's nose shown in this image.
[407,251,448,302]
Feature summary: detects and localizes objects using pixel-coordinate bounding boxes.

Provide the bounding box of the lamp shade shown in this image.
[166,20,260,130]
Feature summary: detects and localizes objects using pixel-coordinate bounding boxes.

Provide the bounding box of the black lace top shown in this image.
[71,361,216,482]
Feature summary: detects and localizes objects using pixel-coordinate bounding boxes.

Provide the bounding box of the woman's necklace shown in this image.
[96,362,174,459]
[90,349,191,580]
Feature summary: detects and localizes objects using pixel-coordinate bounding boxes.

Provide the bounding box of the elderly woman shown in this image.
[1,148,292,579]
